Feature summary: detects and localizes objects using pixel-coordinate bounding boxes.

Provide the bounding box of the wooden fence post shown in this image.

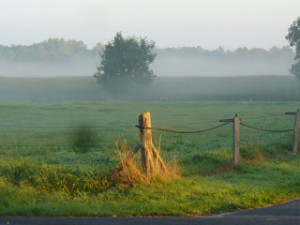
[139,112,154,176]
[220,114,240,167]
[138,112,168,179]
[292,109,300,154]
[233,115,240,166]
[285,109,300,154]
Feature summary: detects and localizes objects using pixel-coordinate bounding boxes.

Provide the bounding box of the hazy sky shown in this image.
[0,0,299,49]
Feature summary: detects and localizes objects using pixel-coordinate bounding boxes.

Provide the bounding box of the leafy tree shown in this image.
[286,17,300,79]
[93,32,156,95]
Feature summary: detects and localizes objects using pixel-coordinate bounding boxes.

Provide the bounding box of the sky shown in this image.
[0,0,299,50]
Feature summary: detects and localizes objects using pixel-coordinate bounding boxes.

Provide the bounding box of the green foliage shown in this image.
[290,61,300,78]
[0,159,110,196]
[1,157,300,216]
[94,32,156,95]
[286,17,300,79]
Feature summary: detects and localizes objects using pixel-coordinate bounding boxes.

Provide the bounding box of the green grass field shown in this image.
[0,100,300,216]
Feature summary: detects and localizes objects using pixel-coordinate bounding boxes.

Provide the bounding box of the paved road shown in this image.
[1,198,300,225]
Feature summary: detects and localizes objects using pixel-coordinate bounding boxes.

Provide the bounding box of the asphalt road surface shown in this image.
[1,198,300,225]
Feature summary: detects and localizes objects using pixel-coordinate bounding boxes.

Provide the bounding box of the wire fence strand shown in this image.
[136,122,231,134]
[240,122,294,133]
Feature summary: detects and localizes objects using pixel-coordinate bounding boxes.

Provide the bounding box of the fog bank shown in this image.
[0,45,295,77]
[0,57,293,77]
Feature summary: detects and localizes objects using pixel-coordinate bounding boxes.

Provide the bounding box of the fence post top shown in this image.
[285,109,300,115]
[140,111,151,116]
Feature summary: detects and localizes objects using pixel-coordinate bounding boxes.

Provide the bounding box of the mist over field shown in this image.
[0,52,293,77]
[0,75,299,102]
[0,39,295,77]
[152,55,292,77]
[0,40,297,101]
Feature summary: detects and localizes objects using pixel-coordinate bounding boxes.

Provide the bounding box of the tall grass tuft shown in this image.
[112,140,180,186]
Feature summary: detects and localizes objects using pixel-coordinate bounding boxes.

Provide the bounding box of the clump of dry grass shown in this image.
[112,140,180,185]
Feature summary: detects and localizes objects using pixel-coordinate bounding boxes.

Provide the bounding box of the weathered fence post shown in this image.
[139,112,155,177]
[138,112,168,180]
[285,109,300,154]
[220,114,240,167]
[233,114,240,166]
[293,109,300,154]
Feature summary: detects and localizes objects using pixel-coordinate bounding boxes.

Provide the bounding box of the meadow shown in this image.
[0,99,300,216]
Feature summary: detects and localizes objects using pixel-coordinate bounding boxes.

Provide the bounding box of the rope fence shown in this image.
[240,122,294,133]
[0,109,299,167]
[135,117,295,135]
[135,109,300,166]
[135,121,231,134]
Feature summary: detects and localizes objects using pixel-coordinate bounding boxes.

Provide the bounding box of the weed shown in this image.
[112,140,180,186]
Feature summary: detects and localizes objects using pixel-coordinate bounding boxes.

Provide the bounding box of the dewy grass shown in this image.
[1,155,300,216]
[0,101,300,216]
[0,159,111,196]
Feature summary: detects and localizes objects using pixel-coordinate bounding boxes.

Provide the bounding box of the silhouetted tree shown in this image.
[93,32,156,95]
[286,17,300,79]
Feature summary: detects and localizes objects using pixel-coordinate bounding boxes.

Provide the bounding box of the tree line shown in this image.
[0,38,294,63]
[156,46,294,61]
[0,38,104,62]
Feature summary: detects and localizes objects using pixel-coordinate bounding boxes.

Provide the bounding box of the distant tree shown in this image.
[286,17,300,79]
[92,43,105,53]
[38,38,88,61]
[93,32,156,95]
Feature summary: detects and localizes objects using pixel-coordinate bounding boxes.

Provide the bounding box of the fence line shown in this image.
[135,110,300,166]
[136,116,295,135]
[1,109,299,167]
